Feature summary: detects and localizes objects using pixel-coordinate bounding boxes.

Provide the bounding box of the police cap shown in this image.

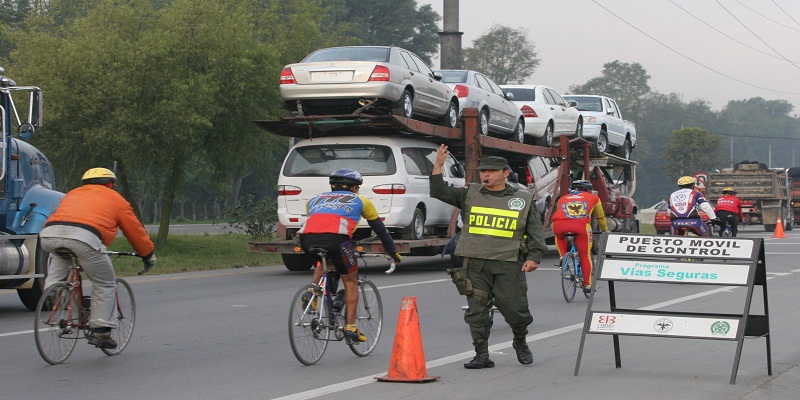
[477,156,509,171]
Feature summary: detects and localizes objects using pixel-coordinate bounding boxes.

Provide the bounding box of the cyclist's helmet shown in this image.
[329,168,363,188]
[677,176,696,188]
[81,167,117,185]
[571,179,593,192]
[722,187,737,195]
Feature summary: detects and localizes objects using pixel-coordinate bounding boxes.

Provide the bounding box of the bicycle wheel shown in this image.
[560,253,577,303]
[289,284,329,365]
[34,283,79,364]
[102,279,136,356]
[349,279,382,357]
[721,226,732,238]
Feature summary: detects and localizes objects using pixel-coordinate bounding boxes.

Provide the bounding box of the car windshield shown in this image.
[502,88,535,101]
[283,144,396,177]
[565,96,602,112]
[303,47,390,63]
[438,70,469,84]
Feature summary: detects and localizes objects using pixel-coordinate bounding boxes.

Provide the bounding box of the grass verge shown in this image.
[108,234,283,277]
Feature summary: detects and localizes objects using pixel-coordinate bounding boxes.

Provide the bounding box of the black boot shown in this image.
[512,336,533,365]
[464,341,495,369]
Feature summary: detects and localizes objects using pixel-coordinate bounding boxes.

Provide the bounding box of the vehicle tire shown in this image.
[102,278,136,356]
[289,284,329,365]
[348,279,382,357]
[478,108,490,136]
[574,119,583,138]
[510,118,525,143]
[392,90,413,119]
[400,208,425,240]
[593,129,609,154]
[440,100,459,128]
[786,219,794,231]
[18,243,50,311]
[535,123,554,147]
[282,253,317,271]
[613,138,632,159]
[34,283,79,364]
[560,253,577,303]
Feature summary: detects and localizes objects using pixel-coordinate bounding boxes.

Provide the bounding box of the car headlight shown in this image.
[584,116,597,124]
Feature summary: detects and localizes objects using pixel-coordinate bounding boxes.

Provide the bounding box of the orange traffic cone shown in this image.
[376,296,440,383]
[773,218,785,238]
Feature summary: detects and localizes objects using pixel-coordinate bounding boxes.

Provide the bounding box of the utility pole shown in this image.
[439,0,463,69]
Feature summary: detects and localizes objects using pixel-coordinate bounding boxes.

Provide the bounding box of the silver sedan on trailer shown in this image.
[279,46,460,128]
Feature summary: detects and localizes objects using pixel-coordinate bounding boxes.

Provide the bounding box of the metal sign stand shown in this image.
[574,233,771,384]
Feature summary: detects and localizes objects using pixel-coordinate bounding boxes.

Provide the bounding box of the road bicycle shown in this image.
[559,233,590,303]
[288,248,388,365]
[719,215,736,238]
[34,249,151,365]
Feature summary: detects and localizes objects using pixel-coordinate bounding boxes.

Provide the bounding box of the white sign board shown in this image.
[600,259,751,285]
[604,235,754,259]
[589,312,739,339]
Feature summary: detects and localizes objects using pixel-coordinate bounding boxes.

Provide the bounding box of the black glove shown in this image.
[390,251,402,264]
[138,253,157,275]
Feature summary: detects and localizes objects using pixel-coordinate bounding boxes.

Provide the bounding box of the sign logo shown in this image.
[654,318,673,333]
[596,315,616,330]
[508,198,526,210]
[711,321,731,336]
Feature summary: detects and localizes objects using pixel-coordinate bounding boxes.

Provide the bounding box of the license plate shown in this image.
[311,70,354,82]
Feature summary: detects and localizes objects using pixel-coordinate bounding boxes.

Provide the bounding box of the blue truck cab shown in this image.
[0,67,65,310]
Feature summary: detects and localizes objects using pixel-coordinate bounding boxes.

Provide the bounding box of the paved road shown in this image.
[2,230,799,400]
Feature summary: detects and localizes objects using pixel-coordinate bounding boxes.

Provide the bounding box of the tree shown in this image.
[569,60,651,119]
[661,127,728,182]
[463,24,538,85]
[321,0,440,64]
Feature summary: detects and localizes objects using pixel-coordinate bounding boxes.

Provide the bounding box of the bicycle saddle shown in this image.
[307,247,328,257]
[54,247,76,259]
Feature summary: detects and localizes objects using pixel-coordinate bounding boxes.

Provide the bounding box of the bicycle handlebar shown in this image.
[104,251,154,275]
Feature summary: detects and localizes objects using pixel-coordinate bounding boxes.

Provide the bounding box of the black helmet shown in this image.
[571,179,592,192]
[329,168,363,187]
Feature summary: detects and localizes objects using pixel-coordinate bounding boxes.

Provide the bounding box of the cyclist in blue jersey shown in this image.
[298,169,402,342]
[668,176,718,236]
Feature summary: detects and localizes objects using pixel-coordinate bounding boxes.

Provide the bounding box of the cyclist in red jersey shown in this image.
[551,180,609,293]
[714,187,744,237]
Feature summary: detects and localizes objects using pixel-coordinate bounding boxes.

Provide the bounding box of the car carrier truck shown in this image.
[248,108,639,271]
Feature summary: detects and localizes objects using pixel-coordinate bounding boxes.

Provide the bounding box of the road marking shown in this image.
[273,275,786,400]
[0,329,33,337]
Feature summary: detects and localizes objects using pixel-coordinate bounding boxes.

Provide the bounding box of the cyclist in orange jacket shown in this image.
[39,168,156,350]
[551,180,609,293]
[714,187,744,237]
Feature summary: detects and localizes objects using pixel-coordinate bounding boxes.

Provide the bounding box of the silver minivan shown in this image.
[278,136,465,247]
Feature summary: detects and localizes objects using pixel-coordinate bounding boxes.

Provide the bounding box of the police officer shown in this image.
[430,144,547,369]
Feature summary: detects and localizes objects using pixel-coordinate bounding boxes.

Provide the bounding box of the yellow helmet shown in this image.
[722,187,737,194]
[677,176,696,186]
[81,167,116,184]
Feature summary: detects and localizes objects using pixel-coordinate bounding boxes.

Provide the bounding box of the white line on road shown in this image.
[273,272,791,400]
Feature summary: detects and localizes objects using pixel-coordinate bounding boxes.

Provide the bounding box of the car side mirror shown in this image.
[508,172,519,184]
[432,71,444,81]
[568,101,578,108]
[450,163,465,178]
[505,91,515,100]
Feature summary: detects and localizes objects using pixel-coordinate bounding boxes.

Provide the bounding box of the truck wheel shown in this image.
[613,138,632,159]
[400,208,425,240]
[392,90,414,119]
[17,244,50,311]
[282,253,317,271]
[592,130,609,154]
[535,123,554,147]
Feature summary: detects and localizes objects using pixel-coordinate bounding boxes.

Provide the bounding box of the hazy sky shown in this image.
[421,0,800,113]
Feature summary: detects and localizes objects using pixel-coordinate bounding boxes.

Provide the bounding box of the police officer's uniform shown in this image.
[430,156,547,368]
